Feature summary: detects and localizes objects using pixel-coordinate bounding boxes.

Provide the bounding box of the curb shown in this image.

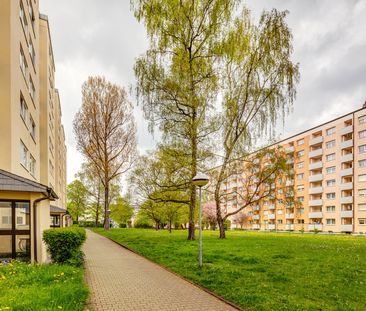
[89,229,246,311]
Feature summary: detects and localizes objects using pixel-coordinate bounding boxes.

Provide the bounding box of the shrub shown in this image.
[224,219,231,230]
[43,227,86,266]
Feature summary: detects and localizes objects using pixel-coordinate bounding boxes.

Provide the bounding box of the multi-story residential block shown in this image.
[222,106,366,234]
[0,0,67,262]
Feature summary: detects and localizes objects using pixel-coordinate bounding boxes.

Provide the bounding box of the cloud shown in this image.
[40,0,366,182]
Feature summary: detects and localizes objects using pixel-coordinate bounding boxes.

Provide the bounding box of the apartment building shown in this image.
[222,106,366,234]
[0,0,67,262]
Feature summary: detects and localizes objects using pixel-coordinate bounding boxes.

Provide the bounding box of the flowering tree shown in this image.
[203,201,217,230]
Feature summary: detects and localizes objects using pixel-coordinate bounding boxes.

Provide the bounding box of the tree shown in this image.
[67,180,88,223]
[210,147,295,238]
[73,76,137,230]
[110,196,134,227]
[232,211,249,229]
[203,201,217,230]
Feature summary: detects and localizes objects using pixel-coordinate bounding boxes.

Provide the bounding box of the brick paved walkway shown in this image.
[83,230,237,311]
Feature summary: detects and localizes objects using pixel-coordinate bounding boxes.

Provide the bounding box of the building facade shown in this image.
[0,0,67,262]
[223,107,366,234]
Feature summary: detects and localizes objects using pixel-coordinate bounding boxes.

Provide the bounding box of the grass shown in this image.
[93,228,366,311]
[0,261,88,311]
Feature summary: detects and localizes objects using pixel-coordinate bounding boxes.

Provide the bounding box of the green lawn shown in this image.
[93,228,366,311]
[0,261,88,311]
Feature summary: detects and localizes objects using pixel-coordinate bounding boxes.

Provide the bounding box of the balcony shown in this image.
[340,224,353,232]
[268,214,276,220]
[286,158,294,164]
[286,146,295,153]
[268,224,276,230]
[340,168,353,177]
[340,210,353,218]
[309,174,323,182]
[286,180,294,186]
[309,136,323,146]
[309,211,323,218]
[340,182,353,191]
[285,213,294,219]
[252,224,260,230]
[253,215,260,220]
[309,161,323,170]
[253,205,260,211]
[268,204,275,210]
[309,187,323,195]
[340,196,353,204]
[309,200,323,207]
[308,224,323,231]
[341,125,353,135]
[341,153,353,163]
[309,149,323,158]
[341,139,353,149]
[285,224,294,230]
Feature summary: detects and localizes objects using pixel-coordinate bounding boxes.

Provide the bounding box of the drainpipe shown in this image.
[33,188,53,263]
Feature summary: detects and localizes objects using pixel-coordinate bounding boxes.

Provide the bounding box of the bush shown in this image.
[43,227,86,266]
[224,219,231,230]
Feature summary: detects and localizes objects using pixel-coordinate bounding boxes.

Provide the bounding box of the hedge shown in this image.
[43,227,86,266]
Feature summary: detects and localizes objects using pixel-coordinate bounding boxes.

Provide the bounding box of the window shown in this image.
[359,159,366,167]
[326,193,336,199]
[19,2,28,34]
[326,179,336,187]
[49,160,54,177]
[359,145,366,153]
[20,141,28,168]
[297,184,304,191]
[29,115,35,139]
[359,189,366,197]
[359,204,366,211]
[326,140,336,149]
[359,174,366,182]
[326,206,335,212]
[297,173,304,180]
[29,3,35,31]
[29,40,35,65]
[326,166,336,174]
[29,155,36,176]
[326,127,336,136]
[297,162,304,169]
[359,219,366,225]
[359,115,366,124]
[326,219,336,225]
[297,196,304,202]
[359,130,366,138]
[297,150,304,157]
[20,48,28,78]
[29,78,35,100]
[277,209,283,215]
[277,219,283,224]
[326,153,336,161]
[20,96,28,122]
[297,219,304,224]
[297,139,304,146]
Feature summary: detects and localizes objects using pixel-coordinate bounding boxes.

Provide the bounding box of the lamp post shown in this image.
[192,172,209,268]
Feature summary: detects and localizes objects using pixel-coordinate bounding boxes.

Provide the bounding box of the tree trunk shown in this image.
[95,187,100,227]
[218,216,226,239]
[104,182,110,230]
[169,220,172,233]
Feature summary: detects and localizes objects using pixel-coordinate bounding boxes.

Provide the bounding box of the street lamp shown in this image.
[192,172,209,268]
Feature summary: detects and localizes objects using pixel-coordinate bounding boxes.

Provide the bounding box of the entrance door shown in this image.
[0,200,31,261]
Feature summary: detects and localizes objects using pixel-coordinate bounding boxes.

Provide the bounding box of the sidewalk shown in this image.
[83,230,237,311]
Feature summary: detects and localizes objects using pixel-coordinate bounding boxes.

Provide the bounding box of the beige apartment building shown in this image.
[0,0,67,262]
[223,106,366,234]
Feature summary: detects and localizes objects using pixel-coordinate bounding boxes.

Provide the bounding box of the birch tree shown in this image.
[73,76,137,230]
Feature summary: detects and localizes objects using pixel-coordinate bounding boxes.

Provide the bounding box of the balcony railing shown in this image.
[309,200,323,207]
[286,146,295,153]
[253,215,260,220]
[268,204,275,210]
[268,214,276,220]
[309,149,323,158]
[340,210,353,218]
[340,182,353,191]
[268,224,276,230]
[309,161,323,170]
[340,224,353,232]
[340,125,353,135]
[308,224,323,231]
[340,168,353,177]
[309,187,323,194]
[341,139,353,149]
[285,224,294,230]
[309,174,323,182]
[309,136,323,146]
[285,213,294,219]
[252,224,260,230]
[341,153,353,163]
[309,211,323,218]
[340,196,353,204]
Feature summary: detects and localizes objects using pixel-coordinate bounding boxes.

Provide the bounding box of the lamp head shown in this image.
[192,172,209,187]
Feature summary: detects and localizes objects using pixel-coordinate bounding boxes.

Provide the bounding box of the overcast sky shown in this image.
[39,0,366,183]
